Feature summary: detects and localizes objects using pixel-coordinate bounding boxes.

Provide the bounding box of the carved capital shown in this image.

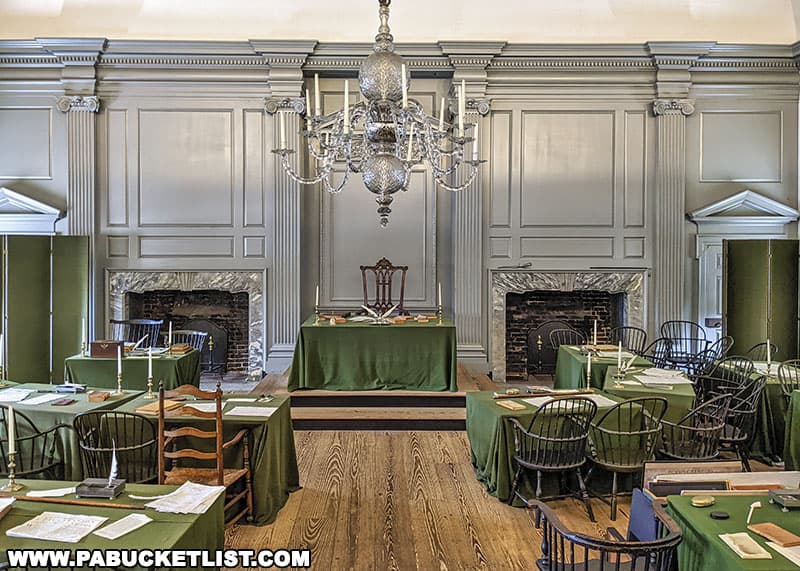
[652,98,695,116]
[57,95,100,113]
[264,97,305,115]
[467,98,491,117]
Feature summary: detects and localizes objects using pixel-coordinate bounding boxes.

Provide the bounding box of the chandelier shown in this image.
[272,0,484,227]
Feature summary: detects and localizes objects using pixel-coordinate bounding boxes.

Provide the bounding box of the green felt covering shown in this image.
[116,394,300,526]
[64,351,201,391]
[554,345,651,391]
[0,479,223,570]
[4,383,142,480]
[784,390,800,470]
[288,316,457,391]
[466,390,624,506]
[668,494,800,571]
[602,366,695,423]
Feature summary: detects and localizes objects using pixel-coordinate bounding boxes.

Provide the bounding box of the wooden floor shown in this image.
[227,430,631,571]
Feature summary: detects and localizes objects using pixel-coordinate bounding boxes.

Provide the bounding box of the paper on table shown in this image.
[93,514,152,540]
[27,487,76,498]
[581,394,619,407]
[182,402,217,413]
[144,482,224,514]
[596,351,635,359]
[22,393,66,406]
[619,380,642,386]
[226,406,277,417]
[0,388,36,403]
[226,397,257,402]
[641,368,685,378]
[719,533,772,559]
[766,542,800,567]
[635,374,692,385]
[522,396,554,407]
[6,512,107,543]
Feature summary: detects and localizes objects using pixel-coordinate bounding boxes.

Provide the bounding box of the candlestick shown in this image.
[7,406,14,455]
[406,123,414,162]
[439,97,445,131]
[315,284,320,325]
[401,64,408,109]
[314,73,321,117]
[437,282,442,308]
[115,372,124,396]
[145,375,155,400]
[472,123,479,160]
[343,80,350,134]
[617,341,622,369]
[586,353,592,390]
[148,347,153,378]
[1,451,23,492]
[0,333,5,386]
[117,345,122,376]
[168,322,173,348]
[593,320,598,346]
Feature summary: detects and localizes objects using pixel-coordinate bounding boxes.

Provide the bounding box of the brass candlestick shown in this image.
[314,305,320,326]
[0,366,5,387]
[144,376,155,399]
[437,304,443,326]
[81,341,88,357]
[1,452,24,492]
[114,373,124,396]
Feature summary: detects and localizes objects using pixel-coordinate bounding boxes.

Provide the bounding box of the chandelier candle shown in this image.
[406,123,414,161]
[401,64,408,109]
[314,73,320,117]
[472,124,479,160]
[439,97,445,130]
[305,90,312,130]
[458,81,465,136]
[343,81,350,134]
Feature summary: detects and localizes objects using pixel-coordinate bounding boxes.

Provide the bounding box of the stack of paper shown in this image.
[226,406,277,417]
[22,393,65,406]
[144,482,224,514]
[6,512,107,543]
[0,388,36,403]
[596,350,635,360]
[635,368,691,387]
[93,514,152,540]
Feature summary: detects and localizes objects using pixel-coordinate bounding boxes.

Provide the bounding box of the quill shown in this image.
[131,334,149,351]
[360,305,379,318]
[622,354,638,371]
[107,440,118,488]
[381,304,399,319]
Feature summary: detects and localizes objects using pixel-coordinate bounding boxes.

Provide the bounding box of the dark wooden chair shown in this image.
[158,383,253,527]
[610,326,647,355]
[532,499,682,571]
[360,257,408,314]
[708,336,734,359]
[110,319,164,348]
[778,359,800,405]
[73,411,158,483]
[660,320,708,368]
[508,397,598,521]
[0,405,68,480]
[658,393,731,461]
[587,396,667,520]
[549,328,587,349]
[685,349,718,377]
[169,330,208,351]
[745,341,779,362]
[643,337,672,369]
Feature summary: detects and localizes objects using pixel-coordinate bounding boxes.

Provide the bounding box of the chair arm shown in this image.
[222,429,249,450]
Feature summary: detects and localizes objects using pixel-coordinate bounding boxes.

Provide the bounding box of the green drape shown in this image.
[554,345,651,390]
[64,351,200,391]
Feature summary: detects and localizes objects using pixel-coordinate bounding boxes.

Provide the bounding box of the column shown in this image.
[652,98,694,325]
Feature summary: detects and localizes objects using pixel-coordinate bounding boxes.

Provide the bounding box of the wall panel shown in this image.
[106,109,128,226]
[0,108,51,179]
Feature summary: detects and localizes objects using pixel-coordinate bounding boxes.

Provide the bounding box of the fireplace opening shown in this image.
[505,290,625,380]
[126,289,249,372]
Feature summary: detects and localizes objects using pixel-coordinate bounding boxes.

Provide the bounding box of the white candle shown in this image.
[472,123,479,160]
[401,64,408,109]
[81,318,86,346]
[458,82,464,136]
[439,97,445,131]
[343,80,350,134]
[279,111,286,149]
[593,320,598,345]
[617,341,622,369]
[314,73,321,117]
[117,345,122,376]
[148,347,153,378]
[406,123,414,162]
[168,322,172,347]
[767,338,772,366]
[7,406,14,455]
[437,282,442,307]
[305,89,311,123]
[587,353,592,385]
[315,285,320,307]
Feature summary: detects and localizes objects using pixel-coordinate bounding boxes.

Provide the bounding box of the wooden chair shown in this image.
[778,359,800,405]
[745,341,779,362]
[508,397,598,521]
[169,330,208,351]
[532,499,682,571]
[658,393,731,461]
[360,257,408,314]
[587,397,667,520]
[73,411,158,484]
[643,337,672,369]
[110,319,163,348]
[660,320,708,367]
[708,336,735,359]
[0,405,67,480]
[717,375,768,472]
[685,349,718,377]
[548,328,587,349]
[157,383,253,527]
[610,326,647,355]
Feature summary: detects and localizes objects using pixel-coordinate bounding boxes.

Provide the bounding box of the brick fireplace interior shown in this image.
[126,289,249,372]
[505,290,625,380]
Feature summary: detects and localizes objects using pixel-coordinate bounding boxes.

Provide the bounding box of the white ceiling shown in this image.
[0,0,799,44]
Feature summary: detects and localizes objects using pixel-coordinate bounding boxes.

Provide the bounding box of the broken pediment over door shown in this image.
[0,186,63,235]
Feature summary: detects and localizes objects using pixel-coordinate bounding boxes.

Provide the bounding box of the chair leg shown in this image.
[738,444,752,472]
[610,472,618,521]
[536,470,543,499]
[576,467,595,522]
[508,464,523,506]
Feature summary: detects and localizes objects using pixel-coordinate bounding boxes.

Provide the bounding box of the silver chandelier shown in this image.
[272,0,484,227]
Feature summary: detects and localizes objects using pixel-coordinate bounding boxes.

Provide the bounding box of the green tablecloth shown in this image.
[784,390,800,470]
[602,367,695,423]
[466,390,623,506]
[288,316,457,391]
[64,350,201,391]
[0,479,223,569]
[554,345,651,390]
[668,494,800,571]
[4,383,142,480]
[116,394,300,525]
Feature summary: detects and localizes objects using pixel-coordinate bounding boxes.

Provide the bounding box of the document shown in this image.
[635,374,691,386]
[0,388,36,403]
[22,393,66,406]
[522,396,553,407]
[93,514,152,540]
[144,482,225,514]
[182,402,217,413]
[581,394,619,407]
[226,406,277,417]
[27,487,76,498]
[227,397,257,402]
[766,542,800,567]
[6,512,107,543]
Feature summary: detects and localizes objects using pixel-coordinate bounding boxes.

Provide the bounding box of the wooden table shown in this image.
[0,479,223,570]
[64,350,201,391]
[668,494,800,571]
[3,383,142,480]
[116,393,300,525]
[288,316,457,391]
[553,345,651,391]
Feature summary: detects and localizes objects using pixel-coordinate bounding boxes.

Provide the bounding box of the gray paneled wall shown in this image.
[0,39,798,371]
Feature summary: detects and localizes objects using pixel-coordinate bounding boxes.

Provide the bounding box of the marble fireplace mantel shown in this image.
[106,270,265,372]
[490,270,646,382]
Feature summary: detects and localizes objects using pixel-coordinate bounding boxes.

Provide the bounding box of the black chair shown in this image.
[508,397,598,521]
[778,359,800,405]
[587,397,667,520]
[110,319,164,349]
[549,328,587,349]
[745,341,779,362]
[685,349,717,377]
[169,330,208,351]
[660,320,708,368]
[610,326,648,356]
[360,257,408,315]
[708,336,734,359]
[643,337,672,369]
[0,405,68,479]
[532,499,682,571]
[717,375,768,472]
[658,393,731,461]
[708,355,754,382]
[73,411,158,483]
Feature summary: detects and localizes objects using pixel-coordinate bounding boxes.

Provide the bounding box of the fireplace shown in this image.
[491,270,646,382]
